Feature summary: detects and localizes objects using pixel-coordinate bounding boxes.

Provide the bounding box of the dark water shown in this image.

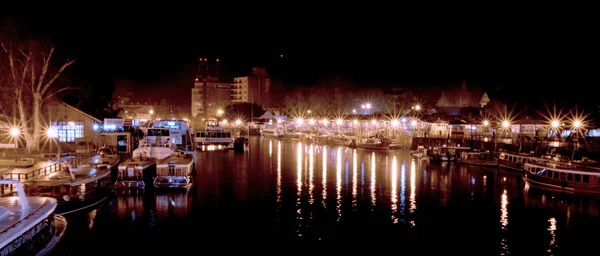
[51,137,600,254]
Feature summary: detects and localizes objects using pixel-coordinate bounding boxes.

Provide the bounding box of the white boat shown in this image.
[22,163,113,215]
[154,151,195,188]
[81,145,121,169]
[327,134,353,146]
[0,180,67,255]
[411,146,428,158]
[458,151,497,167]
[523,160,600,195]
[194,121,233,148]
[147,120,195,151]
[115,156,156,189]
[498,151,535,172]
[260,125,284,139]
[117,127,175,189]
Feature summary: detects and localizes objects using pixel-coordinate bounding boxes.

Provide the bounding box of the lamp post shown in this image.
[572,120,581,160]
[47,128,59,159]
[10,128,19,162]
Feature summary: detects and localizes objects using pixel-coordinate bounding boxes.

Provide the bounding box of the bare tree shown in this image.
[1,38,76,150]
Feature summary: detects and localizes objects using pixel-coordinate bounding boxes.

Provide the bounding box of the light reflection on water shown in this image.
[54,138,600,254]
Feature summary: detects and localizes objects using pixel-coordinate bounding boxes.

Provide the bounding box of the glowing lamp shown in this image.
[502,121,509,128]
[551,120,559,128]
[391,120,399,127]
[336,119,343,125]
[297,118,304,125]
[309,119,315,125]
[10,128,19,137]
[411,120,417,126]
[415,105,421,111]
[574,120,581,128]
[483,120,489,126]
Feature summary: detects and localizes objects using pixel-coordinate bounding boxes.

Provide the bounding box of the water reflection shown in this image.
[500,189,509,254]
[88,209,97,230]
[322,146,327,207]
[409,159,416,226]
[371,152,376,207]
[309,144,314,205]
[352,149,357,210]
[277,141,282,204]
[296,142,303,236]
[336,147,342,220]
[391,156,398,223]
[400,160,406,218]
[58,138,600,254]
[548,217,557,254]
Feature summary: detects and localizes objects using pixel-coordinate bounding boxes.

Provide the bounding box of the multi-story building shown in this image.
[232,67,277,108]
[191,77,232,119]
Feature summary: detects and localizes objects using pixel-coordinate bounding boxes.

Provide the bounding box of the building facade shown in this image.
[44,98,102,144]
[232,67,282,108]
[191,77,232,118]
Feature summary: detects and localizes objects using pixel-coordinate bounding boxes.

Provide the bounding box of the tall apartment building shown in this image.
[191,77,232,118]
[232,67,274,107]
[191,58,233,119]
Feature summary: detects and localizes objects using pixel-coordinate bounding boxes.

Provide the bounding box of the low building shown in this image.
[435,80,490,115]
[44,98,102,145]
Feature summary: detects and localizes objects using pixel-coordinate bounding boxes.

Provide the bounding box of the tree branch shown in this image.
[36,47,54,92]
[43,87,80,101]
[40,58,76,95]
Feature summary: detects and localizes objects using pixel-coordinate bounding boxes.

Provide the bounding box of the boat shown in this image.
[145,120,195,151]
[523,160,600,195]
[81,145,121,169]
[115,156,156,189]
[0,180,67,255]
[194,121,234,148]
[154,151,195,188]
[260,125,284,139]
[458,151,498,167]
[428,146,470,162]
[327,134,353,146]
[21,163,113,215]
[352,137,391,150]
[411,146,430,161]
[116,127,177,189]
[498,151,535,172]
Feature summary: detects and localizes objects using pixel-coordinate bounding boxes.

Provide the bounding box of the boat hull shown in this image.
[34,215,67,256]
[116,161,156,189]
[55,183,114,215]
[458,159,498,167]
[154,176,191,188]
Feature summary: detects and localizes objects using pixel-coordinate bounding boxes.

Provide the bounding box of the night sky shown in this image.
[4,13,599,110]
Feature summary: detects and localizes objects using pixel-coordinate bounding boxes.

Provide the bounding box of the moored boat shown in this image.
[154,151,195,188]
[81,145,121,169]
[523,160,600,195]
[498,151,534,172]
[0,180,67,255]
[458,151,498,167]
[260,125,284,139]
[22,163,113,215]
[116,156,156,189]
[194,121,233,148]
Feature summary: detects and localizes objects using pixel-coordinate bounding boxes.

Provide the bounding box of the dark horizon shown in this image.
[4,15,599,110]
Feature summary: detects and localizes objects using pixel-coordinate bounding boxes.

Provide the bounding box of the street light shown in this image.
[10,128,19,162]
[217,109,224,115]
[149,110,154,115]
[502,121,509,128]
[47,128,59,159]
[551,120,559,128]
[414,105,421,111]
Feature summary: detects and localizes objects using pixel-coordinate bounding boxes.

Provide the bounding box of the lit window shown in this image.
[50,121,84,142]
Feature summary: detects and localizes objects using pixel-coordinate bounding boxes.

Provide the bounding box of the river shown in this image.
[51,137,600,254]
